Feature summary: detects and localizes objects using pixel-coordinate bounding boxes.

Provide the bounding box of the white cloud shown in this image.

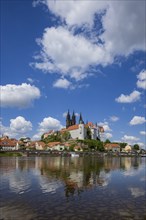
[27,78,35,83]
[137,69,146,90]
[115,90,141,103]
[122,135,139,145]
[33,27,112,81]
[101,1,145,56]
[0,83,41,108]
[32,1,145,85]
[0,116,32,138]
[10,116,32,134]
[40,1,107,27]
[39,117,63,133]
[98,121,112,132]
[39,0,145,59]
[63,112,67,118]
[53,78,71,89]
[129,116,146,125]
[140,131,146,136]
[136,142,145,148]
[75,112,79,117]
[32,116,63,140]
[121,135,145,148]
[109,116,119,122]
[104,133,113,139]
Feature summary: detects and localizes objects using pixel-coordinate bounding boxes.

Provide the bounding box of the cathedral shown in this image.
[66,110,84,128]
[64,110,104,140]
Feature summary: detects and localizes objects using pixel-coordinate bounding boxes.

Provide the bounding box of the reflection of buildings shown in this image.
[34,157,113,196]
[0,156,143,197]
[34,156,143,197]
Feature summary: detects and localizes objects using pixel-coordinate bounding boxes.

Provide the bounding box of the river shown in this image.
[0,156,146,220]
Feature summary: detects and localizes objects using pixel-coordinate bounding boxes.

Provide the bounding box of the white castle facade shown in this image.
[61,111,104,140]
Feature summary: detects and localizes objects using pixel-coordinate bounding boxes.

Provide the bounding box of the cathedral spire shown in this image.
[66,110,71,128]
[79,113,84,124]
[72,111,76,125]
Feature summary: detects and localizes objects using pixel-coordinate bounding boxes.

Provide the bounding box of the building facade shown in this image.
[63,111,104,140]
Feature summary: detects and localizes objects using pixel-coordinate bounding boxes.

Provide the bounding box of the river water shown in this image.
[0,156,146,220]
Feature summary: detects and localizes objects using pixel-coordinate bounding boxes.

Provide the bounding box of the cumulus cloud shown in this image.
[129,116,146,125]
[32,0,145,86]
[121,135,145,147]
[122,135,139,142]
[98,121,112,141]
[63,112,67,118]
[39,117,63,132]
[136,69,146,90]
[38,1,107,27]
[104,133,113,139]
[38,0,145,58]
[32,27,111,81]
[136,142,145,148]
[115,90,141,103]
[0,116,32,138]
[0,83,41,108]
[53,78,72,89]
[140,131,146,136]
[32,116,63,140]
[109,116,119,122]
[98,121,112,132]
[100,1,145,56]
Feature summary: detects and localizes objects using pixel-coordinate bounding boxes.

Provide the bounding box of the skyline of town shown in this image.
[0,0,146,148]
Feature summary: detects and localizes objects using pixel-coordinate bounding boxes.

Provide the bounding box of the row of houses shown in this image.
[0,137,69,151]
[0,136,139,153]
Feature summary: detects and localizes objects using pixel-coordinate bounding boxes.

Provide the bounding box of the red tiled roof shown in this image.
[104,143,120,148]
[88,122,93,126]
[60,128,67,133]
[0,139,17,147]
[67,125,79,131]
[47,142,61,147]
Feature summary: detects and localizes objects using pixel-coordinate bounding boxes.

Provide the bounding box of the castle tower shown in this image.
[79,124,85,140]
[71,111,76,125]
[78,113,85,139]
[66,110,71,128]
[79,113,84,124]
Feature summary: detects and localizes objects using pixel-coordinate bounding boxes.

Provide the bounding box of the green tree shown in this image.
[69,144,75,151]
[61,131,71,141]
[41,134,45,141]
[96,141,104,151]
[119,142,127,149]
[104,139,111,144]
[133,144,140,150]
[43,132,62,144]
[86,127,92,139]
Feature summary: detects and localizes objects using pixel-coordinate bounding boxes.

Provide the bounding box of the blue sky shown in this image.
[0,0,146,148]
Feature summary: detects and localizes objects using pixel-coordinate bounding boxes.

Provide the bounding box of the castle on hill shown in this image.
[62,110,104,140]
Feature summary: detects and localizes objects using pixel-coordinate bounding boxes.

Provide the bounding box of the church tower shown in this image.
[71,111,76,125]
[79,113,85,139]
[79,113,84,124]
[66,110,71,128]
